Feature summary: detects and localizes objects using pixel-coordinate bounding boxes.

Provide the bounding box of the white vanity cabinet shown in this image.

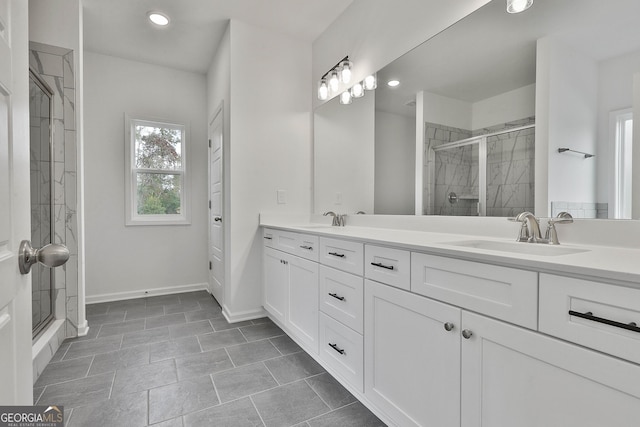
[364,279,461,427]
[262,229,319,354]
[461,310,640,427]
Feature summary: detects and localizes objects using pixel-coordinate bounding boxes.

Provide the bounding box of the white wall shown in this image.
[471,84,536,130]
[422,91,472,130]
[84,52,208,300]
[375,110,415,214]
[536,37,598,216]
[207,21,311,320]
[315,94,375,214]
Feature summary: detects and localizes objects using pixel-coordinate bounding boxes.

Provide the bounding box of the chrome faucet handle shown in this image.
[513,211,545,243]
[338,214,347,226]
[549,211,574,224]
[545,212,573,245]
[323,211,340,226]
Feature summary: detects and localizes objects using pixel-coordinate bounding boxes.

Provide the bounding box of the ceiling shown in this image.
[82,0,354,74]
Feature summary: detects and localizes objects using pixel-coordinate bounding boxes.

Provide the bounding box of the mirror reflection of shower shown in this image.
[29,68,55,338]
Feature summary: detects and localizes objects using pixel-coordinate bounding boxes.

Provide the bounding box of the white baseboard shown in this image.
[222,304,267,323]
[76,320,90,337]
[86,282,209,304]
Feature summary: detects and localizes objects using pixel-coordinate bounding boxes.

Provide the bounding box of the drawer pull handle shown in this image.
[329,343,346,355]
[371,262,394,270]
[568,310,640,334]
[264,237,273,240]
[328,293,345,301]
[300,245,313,250]
[328,252,345,258]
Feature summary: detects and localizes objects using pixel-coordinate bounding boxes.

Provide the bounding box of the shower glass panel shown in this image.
[433,142,481,216]
[29,68,55,338]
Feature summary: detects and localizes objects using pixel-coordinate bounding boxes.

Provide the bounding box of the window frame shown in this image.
[124,114,191,226]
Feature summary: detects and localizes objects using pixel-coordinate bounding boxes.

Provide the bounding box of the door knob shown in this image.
[214,217,222,222]
[19,240,70,275]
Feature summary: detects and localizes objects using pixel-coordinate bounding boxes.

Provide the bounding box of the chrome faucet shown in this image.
[323,211,341,226]
[545,212,573,245]
[514,211,546,243]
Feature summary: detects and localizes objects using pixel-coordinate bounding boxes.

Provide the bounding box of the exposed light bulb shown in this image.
[350,82,365,98]
[329,71,340,93]
[363,74,377,90]
[339,60,352,84]
[387,80,400,87]
[339,91,352,105]
[318,80,329,101]
[506,0,533,13]
[148,12,170,26]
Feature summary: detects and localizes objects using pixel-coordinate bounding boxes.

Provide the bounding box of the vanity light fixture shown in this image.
[339,90,353,105]
[363,74,377,91]
[328,70,340,93]
[317,55,353,100]
[148,11,170,26]
[350,81,365,98]
[387,79,400,87]
[318,79,329,101]
[339,60,352,84]
[506,0,533,14]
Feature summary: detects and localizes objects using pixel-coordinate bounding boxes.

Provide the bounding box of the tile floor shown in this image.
[34,290,386,427]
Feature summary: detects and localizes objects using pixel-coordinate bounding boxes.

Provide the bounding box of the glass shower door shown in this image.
[29,68,55,338]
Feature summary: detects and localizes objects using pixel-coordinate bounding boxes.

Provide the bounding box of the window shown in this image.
[611,109,633,219]
[125,116,190,225]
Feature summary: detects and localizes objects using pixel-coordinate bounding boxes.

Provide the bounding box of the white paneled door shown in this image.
[0,0,34,404]
[208,105,224,305]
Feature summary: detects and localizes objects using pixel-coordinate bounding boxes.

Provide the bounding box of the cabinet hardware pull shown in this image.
[568,310,640,334]
[371,262,394,270]
[462,329,473,339]
[328,293,345,301]
[444,322,454,332]
[329,343,346,355]
[328,252,345,258]
[300,245,313,250]
[264,237,272,240]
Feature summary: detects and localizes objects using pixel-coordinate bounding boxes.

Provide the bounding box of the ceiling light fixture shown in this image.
[387,80,400,87]
[506,0,533,14]
[148,11,170,26]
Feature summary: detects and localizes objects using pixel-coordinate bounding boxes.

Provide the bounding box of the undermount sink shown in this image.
[445,240,589,257]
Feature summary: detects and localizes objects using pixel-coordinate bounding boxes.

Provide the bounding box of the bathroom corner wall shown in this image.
[29,43,79,337]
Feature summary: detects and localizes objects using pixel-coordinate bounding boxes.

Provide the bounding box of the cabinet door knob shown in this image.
[444,322,455,332]
[462,329,473,339]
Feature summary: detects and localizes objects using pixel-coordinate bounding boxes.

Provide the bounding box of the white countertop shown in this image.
[260,220,640,288]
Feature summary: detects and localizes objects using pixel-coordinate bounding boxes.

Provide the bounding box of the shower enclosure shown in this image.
[427,123,535,216]
[29,67,55,338]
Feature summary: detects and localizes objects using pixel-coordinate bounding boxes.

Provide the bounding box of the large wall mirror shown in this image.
[314,0,640,219]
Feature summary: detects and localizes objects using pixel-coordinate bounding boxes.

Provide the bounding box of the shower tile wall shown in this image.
[30,42,79,338]
[551,201,608,219]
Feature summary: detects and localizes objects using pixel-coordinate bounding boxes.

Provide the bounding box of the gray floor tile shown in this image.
[63,335,122,360]
[151,417,184,427]
[86,303,109,316]
[111,359,177,396]
[239,322,285,342]
[184,397,263,427]
[88,344,150,376]
[210,316,254,331]
[169,320,213,339]
[37,372,114,409]
[178,290,211,303]
[149,336,202,363]
[226,340,281,367]
[49,342,71,363]
[251,380,330,427]
[252,317,273,325]
[269,335,302,355]
[175,348,233,380]
[106,298,147,313]
[185,308,224,323]
[125,305,165,321]
[164,300,202,315]
[148,376,218,424]
[35,355,93,388]
[306,373,356,410]
[198,329,246,352]
[97,318,146,338]
[264,352,325,384]
[122,327,170,348]
[212,363,278,403]
[146,294,181,306]
[86,312,126,326]
[306,402,386,427]
[68,390,147,427]
[196,298,221,310]
[65,324,100,343]
[146,313,187,330]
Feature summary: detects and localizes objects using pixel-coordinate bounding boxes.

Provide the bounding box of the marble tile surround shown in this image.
[30,42,79,371]
[425,118,535,217]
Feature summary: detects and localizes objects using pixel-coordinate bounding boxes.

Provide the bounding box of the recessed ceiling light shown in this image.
[506,0,533,14]
[148,12,170,26]
[387,80,400,87]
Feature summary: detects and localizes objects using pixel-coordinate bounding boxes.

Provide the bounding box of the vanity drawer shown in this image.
[319,312,364,392]
[319,266,364,334]
[364,244,410,290]
[411,253,538,329]
[263,228,276,248]
[295,234,319,262]
[263,228,319,262]
[539,274,640,365]
[319,237,363,275]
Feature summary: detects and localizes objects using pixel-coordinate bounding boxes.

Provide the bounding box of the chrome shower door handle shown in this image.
[19,240,70,274]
